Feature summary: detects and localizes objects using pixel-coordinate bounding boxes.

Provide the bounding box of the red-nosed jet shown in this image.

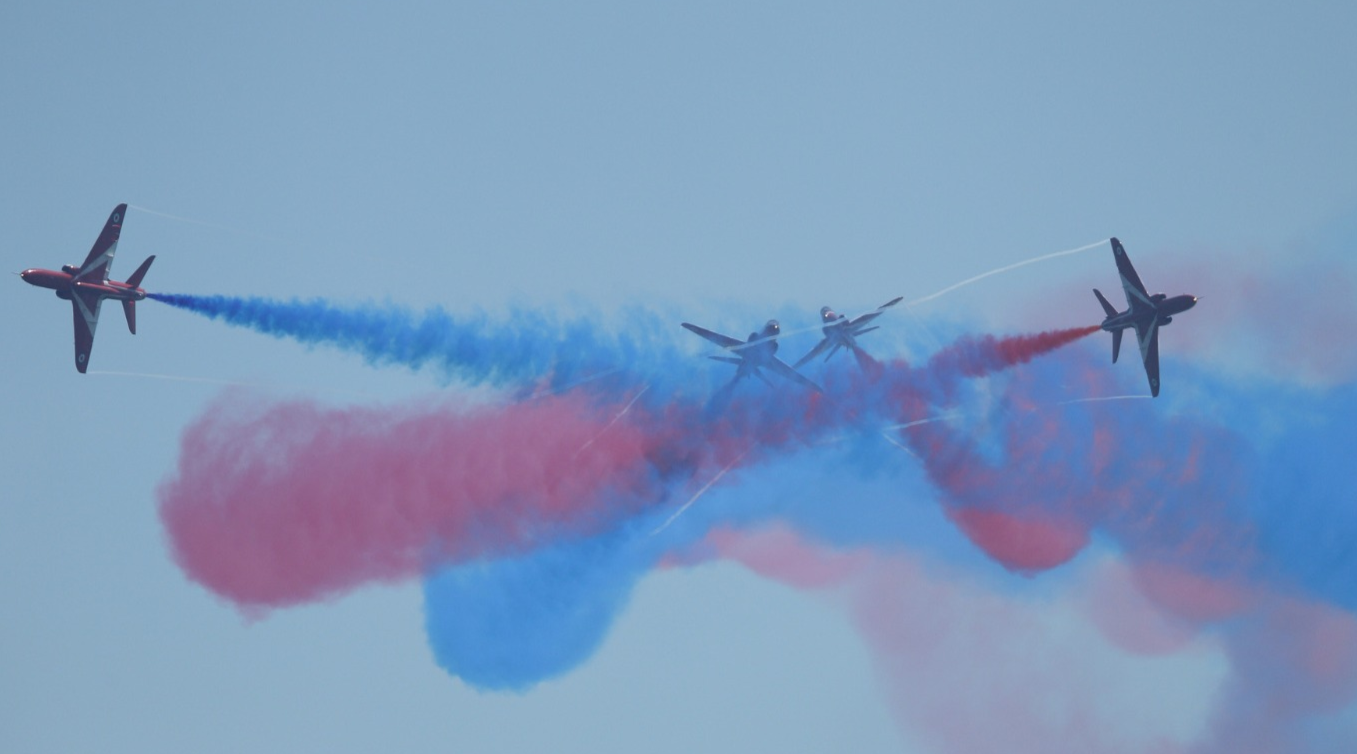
[793,296,903,369]
[19,204,155,373]
[682,319,823,393]
[1093,238,1197,397]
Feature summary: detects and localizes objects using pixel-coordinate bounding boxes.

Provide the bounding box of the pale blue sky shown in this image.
[3,3,1355,752]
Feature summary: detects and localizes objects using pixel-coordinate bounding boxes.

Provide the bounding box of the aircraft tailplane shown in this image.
[1093,288,1118,318]
[123,300,137,334]
[1111,328,1122,363]
[126,255,155,288]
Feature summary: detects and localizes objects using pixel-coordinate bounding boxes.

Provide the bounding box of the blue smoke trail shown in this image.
[149,293,701,398]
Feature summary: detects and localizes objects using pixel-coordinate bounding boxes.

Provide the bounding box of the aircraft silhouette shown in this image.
[793,296,902,369]
[682,319,823,393]
[1093,238,1197,397]
[20,204,155,372]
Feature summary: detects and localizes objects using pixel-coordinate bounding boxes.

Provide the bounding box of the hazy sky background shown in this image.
[3,3,1355,752]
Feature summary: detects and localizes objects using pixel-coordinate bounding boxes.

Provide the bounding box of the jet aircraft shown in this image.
[1093,238,1197,397]
[19,203,155,373]
[793,296,903,369]
[682,319,823,393]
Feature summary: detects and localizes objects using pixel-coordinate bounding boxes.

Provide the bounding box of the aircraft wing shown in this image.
[846,296,904,329]
[1111,237,1153,311]
[71,290,104,373]
[75,204,126,283]
[793,337,833,369]
[1135,317,1161,397]
[766,357,824,393]
[682,322,744,350]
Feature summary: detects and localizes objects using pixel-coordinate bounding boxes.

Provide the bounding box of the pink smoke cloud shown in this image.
[711,524,1357,754]
[1167,252,1357,388]
[709,525,1217,754]
[159,390,666,609]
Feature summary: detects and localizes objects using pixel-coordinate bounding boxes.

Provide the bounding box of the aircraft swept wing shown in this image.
[1112,238,1153,311]
[71,289,104,372]
[682,322,746,350]
[1134,317,1161,397]
[75,205,124,284]
[763,354,824,392]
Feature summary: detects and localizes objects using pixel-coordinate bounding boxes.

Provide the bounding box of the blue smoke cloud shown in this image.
[423,520,669,692]
[417,345,1357,693]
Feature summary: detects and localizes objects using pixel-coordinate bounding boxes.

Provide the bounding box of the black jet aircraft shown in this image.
[682,319,823,393]
[19,204,155,372]
[793,296,903,369]
[1093,238,1197,397]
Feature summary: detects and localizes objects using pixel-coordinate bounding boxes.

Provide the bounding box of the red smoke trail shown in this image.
[926,325,1101,378]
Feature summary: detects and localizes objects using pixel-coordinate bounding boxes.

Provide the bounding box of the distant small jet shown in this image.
[1093,238,1197,397]
[793,296,903,369]
[682,319,823,393]
[19,203,155,373]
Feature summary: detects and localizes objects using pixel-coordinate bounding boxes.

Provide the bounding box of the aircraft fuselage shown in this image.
[20,268,148,302]
[820,313,861,350]
[1099,293,1197,333]
[738,321,781,369]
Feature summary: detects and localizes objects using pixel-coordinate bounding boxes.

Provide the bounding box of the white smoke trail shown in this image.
[881,412,965,431]
[712,239,1109,353]
[906,239,1109,307]
[1057,394,1151,405]
[127,204,279,243]
[651,447,752,536]
[571,384,650,461]
[87,370,378,399]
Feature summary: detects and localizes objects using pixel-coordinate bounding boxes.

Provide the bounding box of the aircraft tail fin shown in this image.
[123,300,137,334]
[1111,328,1122,363]
[1093,288,1117,318]
[125,255,155,288]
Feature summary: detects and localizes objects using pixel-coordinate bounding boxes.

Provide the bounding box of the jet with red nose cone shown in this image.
[793,296,903,369]
[19,204,155,373]
[681,319,823,393]
[1093,238,1197,397]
